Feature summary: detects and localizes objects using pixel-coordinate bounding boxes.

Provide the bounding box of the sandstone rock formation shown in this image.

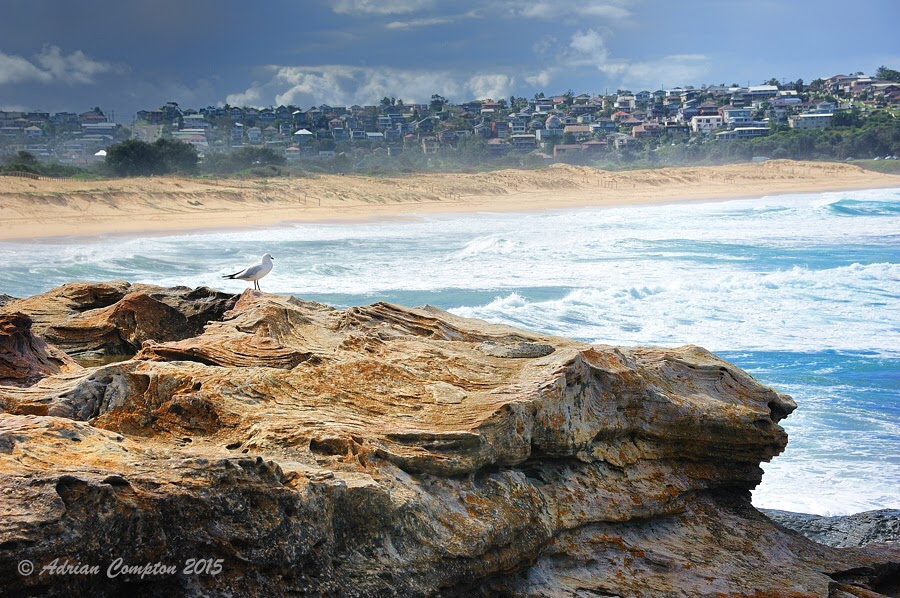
[3,281,237,360]
[0,312,81,387]
[0,283,897,597]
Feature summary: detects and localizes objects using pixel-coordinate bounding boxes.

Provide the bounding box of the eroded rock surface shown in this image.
[2,281,237,359]
[0,312,81,387]
[0,283,897,597]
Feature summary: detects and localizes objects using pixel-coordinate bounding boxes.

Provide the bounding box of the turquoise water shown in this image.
[1,188,898,515]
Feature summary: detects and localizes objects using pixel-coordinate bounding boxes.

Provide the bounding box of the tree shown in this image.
[430,94,446,113]
[105,139,160,176]
[105,138,198,176]
[201,146,284,174]
[153,138,199,173]
[875,66,900,82]
[832,107,862,128]
[2,150,40,174]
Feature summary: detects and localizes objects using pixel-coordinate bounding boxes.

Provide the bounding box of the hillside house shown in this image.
[690,115,724,133]
[563,125,592,141]
[492,121,510,138]
[721,107,752,126]
[631,123,662,138]
[293,129,314,143]
[789,112,833,130]
[747,85,779,100]
[231,122,244,144]
[715,127,770,140]
[509,134,536,150]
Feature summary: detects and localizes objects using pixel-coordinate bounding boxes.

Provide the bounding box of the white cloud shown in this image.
[578,4,629,19]
[223,64,516,108]
[569,29,610,63]
[385,16,455,30]
[0,45,121,86]
[525,68,556,89]
[466,74,515,100]
[0,51,50,85]
[225,85,263,107]
[616,54,711,89]
[331,0,434,15]
[566,29,710,89]
[507,0,631,21]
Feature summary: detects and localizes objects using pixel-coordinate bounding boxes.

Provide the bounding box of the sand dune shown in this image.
[1,160,897,240]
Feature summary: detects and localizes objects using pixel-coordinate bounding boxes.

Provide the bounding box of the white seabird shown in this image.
[223,253,274,291]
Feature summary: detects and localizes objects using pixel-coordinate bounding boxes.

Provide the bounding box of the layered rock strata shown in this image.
[0,283,897,597]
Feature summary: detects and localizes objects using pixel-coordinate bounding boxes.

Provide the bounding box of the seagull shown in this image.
[223,253,274,291]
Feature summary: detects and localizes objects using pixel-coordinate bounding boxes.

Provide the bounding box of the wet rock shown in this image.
[479,340,555,358]
[763,508,900,548]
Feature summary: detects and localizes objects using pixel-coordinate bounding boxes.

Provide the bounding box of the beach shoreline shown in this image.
[2,160,899,242]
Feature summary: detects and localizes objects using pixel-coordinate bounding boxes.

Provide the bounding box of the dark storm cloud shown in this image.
[1,0,898,120]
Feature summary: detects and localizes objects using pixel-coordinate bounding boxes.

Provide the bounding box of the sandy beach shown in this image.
[1,160,898,241]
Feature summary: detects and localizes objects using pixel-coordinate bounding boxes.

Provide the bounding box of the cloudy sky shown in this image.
[1,0,898,122]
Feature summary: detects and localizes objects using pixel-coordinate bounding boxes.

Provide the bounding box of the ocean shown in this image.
[2,187,898,516]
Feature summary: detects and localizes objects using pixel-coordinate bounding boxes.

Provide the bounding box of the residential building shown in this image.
[631,123,662,138]
[715,127,771,140]
[553,144,585,158]
[231,122,244,145]
[721,107,753,127]
[508,134,536,150]
[563,125,592,141]
[486,138,509,154]
[789,113,833,130]
[746,85,779,99]
[293,129,314,143]
[690,115,724,133]
[535,128,563,142]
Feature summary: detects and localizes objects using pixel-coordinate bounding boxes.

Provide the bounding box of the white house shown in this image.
[293,128,315,143]
[716,127,770,140]
[721,108,752,127]
[690,115,724,133]
[789,113,833,130]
